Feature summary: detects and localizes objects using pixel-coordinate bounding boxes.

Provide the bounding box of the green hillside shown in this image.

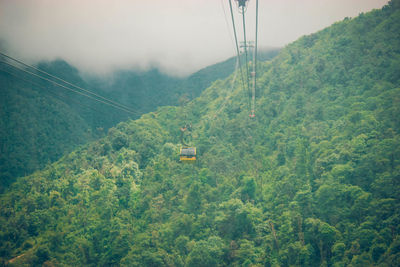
[1,1,400,266]
[0,64,93,190]
[0,50,278,190]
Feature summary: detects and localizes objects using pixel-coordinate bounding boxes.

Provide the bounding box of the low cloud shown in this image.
[0,0,388,76]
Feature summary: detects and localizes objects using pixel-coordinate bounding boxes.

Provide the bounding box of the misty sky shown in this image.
[0,0,389,76]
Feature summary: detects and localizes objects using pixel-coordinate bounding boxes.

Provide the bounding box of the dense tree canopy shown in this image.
[0,1,399,266]
[0,48,279,191]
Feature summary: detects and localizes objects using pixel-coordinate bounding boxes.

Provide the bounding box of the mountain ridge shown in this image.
[1,1,400,266]
[0,49,279,189]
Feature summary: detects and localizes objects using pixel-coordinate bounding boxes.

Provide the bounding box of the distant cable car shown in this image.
[179,124,196,163]
[180,147,196,163]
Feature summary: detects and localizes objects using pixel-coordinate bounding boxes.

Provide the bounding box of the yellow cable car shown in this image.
[179,124,196,162]
[180,147,196,163]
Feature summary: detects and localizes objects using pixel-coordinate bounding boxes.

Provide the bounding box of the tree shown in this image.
[186,236,225,267]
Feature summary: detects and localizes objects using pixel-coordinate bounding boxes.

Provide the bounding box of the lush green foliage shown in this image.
[1,1,400,266]
[0,66,93,190]
[0,50,278,190]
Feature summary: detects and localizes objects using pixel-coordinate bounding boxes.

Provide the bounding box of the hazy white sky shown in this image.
[0,0,389,76]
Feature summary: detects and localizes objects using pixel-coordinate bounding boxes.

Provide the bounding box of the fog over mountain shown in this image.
[0,0,388,76]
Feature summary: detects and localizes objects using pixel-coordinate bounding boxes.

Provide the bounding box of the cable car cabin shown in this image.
[180,147,196,163]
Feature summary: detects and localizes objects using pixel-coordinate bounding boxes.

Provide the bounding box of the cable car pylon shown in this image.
[230,0,259,119]
[250,0,258,118]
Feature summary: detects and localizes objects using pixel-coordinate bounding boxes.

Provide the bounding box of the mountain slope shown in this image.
[177,49,280,100]
[1,1,400,266]
[0,50,279,189]
[0,64,93,189]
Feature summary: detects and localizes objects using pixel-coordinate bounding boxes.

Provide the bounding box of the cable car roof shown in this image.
[180,147,196,155]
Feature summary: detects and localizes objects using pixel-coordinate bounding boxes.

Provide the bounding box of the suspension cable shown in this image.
[0,52,138,114]
[0,64,110,116]
[241,4,252,111]
[0,59,140,116]
[250,0,259,118]
[206,56,240,121]
[228,0,250,112]
[220,0,237,55]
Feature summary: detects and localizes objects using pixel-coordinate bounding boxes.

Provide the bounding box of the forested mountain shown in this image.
[176,49,280,100]
[1,1,400,266]
[0,63,93,189]
[0,49,279,190]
